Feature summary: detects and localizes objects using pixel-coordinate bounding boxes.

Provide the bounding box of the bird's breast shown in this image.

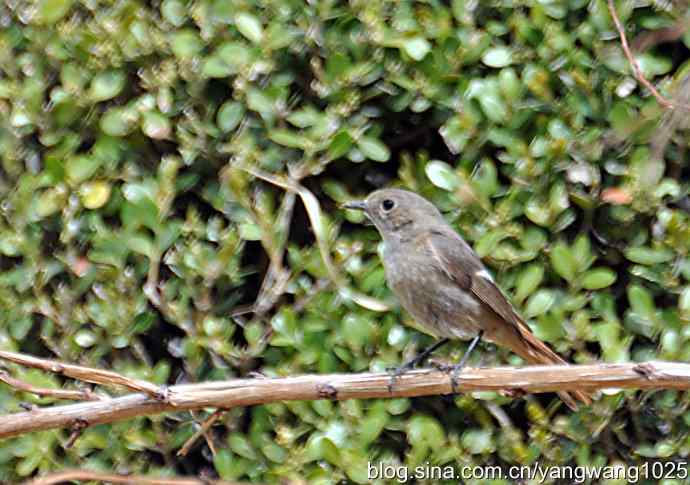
[383,243,482,340]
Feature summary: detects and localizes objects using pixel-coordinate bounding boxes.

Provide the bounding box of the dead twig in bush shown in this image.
[0,350,165,400]
[651,72,690,166]
[607,0,690,111]
[3,359,690,439]
[177,409,224,457]
[22,469,251,485]
[0,369,102,401]
[239,165,390,312]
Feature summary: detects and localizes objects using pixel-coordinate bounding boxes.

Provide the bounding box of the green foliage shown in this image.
[1,0,690,483]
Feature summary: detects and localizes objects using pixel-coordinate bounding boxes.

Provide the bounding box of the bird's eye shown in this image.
[381,199,395,211]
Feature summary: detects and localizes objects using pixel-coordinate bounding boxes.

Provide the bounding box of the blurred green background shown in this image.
[1,0,690,483]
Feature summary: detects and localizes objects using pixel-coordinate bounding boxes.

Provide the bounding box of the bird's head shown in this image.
[343,188,443,239]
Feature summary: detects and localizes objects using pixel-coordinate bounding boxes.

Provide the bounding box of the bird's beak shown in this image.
[342,200,368,211]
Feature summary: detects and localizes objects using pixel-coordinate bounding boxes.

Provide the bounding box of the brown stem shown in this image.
[0,369,102,401]
[22,469,251,485]
[2,361,690,439]
[607,0,690,111]
[0,350,165,400]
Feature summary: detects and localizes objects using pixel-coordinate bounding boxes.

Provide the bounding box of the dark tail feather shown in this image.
[497,324,592,411]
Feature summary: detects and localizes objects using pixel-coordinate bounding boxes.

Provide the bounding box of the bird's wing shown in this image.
[422,228,528,331]
[421,228,592,409]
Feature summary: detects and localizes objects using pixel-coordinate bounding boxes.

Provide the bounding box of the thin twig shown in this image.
[0,350,166,400]
[3,360,690,439]
[238,165,389,312]
[251,192,296,316]
[0,370,103,401]
[22,469,251,485]
[651,71,690,162]
[607,0,690,111]
[177,409,224,457]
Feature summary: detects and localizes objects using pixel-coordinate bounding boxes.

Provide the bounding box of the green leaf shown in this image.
[550,242,577,282]
[357,136,390,162]
[525,197,551,226]
[80,181,112,209]
[549,181,570,214]
[625,246,675,265]
[66,155,101,184]
[636,52,673,77]
[89,71,126,102]
[235,12,263,44]
[217,101,245,132]
[407,415,444,449]
[287,108,321,128]
[170,30,203,58]
[581,268,617,290]
[472,159,498,198]
[461,429,495,454]
[74,330,97,347]
[401,36,431,61]
[214,449,234,479]
[142,111,171,139]
[680,287,690,315]
[498,67,522,100]
[514,264,544,304]
[127,233,156,259]
[101,107,137,137]
[524,289,556,318]
[482,47,513,67]
[247,88,275,114]
[425,160,458,191]
[229,433,257,460]
[161,0,186,26]
[31,188,66,220]
[328,131,353,159]
[269,129,307,149]
[628,284,656,321]
[35,0,74,24]
[572,234,594,271]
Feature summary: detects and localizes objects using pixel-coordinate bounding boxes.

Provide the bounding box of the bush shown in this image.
[1,0,689,482]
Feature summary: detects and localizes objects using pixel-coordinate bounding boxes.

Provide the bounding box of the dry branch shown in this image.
[607,0,690,111]
[2,361,690,440]
[0,350,165,400]
[22,469,251,485]
[0,369,101,402]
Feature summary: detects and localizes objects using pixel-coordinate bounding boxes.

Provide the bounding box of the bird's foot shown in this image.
[386,338,453,393]
[385,361,416,393]
[447,331,483,394]
[429,359,454,372]
[449,362,467,395]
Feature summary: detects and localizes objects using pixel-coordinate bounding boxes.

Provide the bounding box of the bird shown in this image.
[344,188,591,410]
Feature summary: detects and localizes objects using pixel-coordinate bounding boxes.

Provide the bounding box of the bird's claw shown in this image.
[448,363,467,395]
[430,360,453,372]
[385,363,414,393]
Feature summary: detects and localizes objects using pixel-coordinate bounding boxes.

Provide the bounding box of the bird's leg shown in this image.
[387,338,450,392]
[450,331,484,394]
[402,338,450,370]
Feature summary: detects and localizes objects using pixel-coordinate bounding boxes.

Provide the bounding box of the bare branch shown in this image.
[2,361,690,439]
[238,164,390,313]
[22,469,251,485]
[0,350,165,400]
[0,369,102,401]
[607,0,690,111]
[177,409,224,457]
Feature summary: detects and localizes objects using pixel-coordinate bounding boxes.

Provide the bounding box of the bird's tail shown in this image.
[494,322,592,411]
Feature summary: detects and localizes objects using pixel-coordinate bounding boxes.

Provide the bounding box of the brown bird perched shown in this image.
[344,188,591,410]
